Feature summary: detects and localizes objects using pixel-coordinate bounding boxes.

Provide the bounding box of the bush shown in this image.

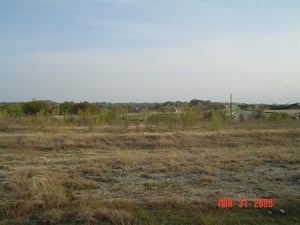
[251,105,265,120]
[210,110,224,131]
[60,101,76,115]
[182,107,201,129]
[74,102,96,114]
[60,101,97,115]
[1,103,24,117]
[268,112,290,122]
[23,101,52,115]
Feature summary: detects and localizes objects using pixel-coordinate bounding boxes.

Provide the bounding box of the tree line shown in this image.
[0,99,226,116]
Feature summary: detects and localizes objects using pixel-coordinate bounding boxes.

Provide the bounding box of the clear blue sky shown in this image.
[1,0,299,103]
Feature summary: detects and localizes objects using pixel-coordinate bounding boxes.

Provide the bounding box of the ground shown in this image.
[0,120,299,224]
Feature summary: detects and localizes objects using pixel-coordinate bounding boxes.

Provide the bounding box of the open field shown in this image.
[0,119,300,224]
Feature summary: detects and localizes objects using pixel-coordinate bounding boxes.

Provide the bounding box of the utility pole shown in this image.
[230,93,232,118]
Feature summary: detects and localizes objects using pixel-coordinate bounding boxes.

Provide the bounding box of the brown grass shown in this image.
[0,120,299,224]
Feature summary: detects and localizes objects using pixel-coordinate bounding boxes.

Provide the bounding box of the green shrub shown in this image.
[23,101,52,115]
[1,103,24,117]
[210,110,223,131]
[146,113,161,129]
[239,114,244,122]
[182,107,202,129]
[268,112,290,122]
[74,102,96,114]
[60,101,75,115]
[106,111,116,124]
[60,101,97,115]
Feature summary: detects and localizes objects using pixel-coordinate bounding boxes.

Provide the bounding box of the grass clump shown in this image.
[3,169,70,218]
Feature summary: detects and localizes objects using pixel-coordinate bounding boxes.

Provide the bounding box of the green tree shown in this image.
[1,103,24,117]
[23,101,52,115]
[73,101,96,114]
[60,101,75,115]
[60,101,97,115]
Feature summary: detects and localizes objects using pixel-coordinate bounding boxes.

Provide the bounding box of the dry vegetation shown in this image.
[0,116,300,224]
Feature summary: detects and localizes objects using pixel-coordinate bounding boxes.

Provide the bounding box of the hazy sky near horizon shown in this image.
[0,0,299,103]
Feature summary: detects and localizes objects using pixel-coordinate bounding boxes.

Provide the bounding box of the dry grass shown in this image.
[3,169,69,217]
[0,120,299,224]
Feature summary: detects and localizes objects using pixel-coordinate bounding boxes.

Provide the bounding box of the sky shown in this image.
[0,0,299,103]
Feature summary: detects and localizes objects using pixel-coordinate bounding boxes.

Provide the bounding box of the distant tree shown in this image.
[189,99,200,107]
[269,104,291,110]
[154,103,162,111]
[60,101,97,115]
[210,102,226,110]
[163,101,174,107]
[238,104,249,110]
[23,101,52,115]
[73,101,96,114]
[60,101,75,115]
[1,103,24,116]
[174,101,183,107]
